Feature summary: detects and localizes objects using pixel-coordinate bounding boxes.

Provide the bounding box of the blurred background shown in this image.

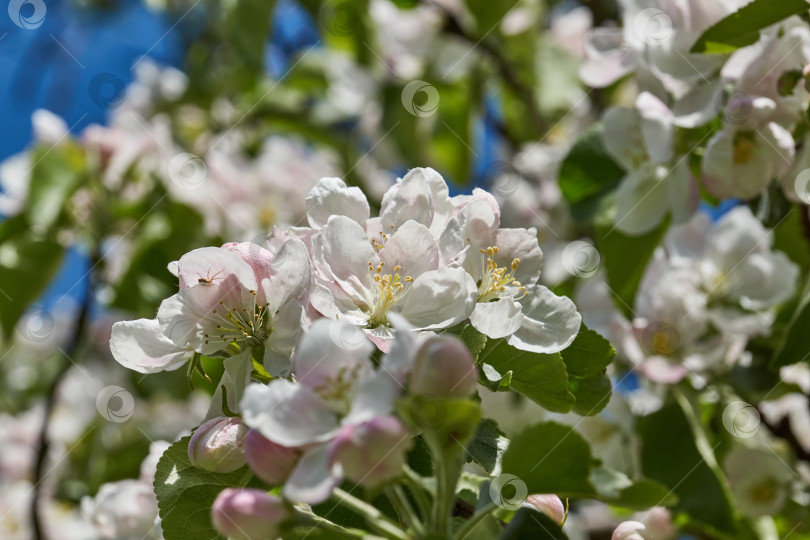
[4,0,808,539]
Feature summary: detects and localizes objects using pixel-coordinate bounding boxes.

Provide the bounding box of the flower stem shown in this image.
[453,502,498,540]
[293,508,368,539]
[331,487,408,540]
[386,485,424,535]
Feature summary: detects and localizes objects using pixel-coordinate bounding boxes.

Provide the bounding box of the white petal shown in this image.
[241,381,339,447]
[493,227,543,286]
[293,319,374,391]
[110,319,190,374]
[470,298,524,339]
[602,107,646,171]
[344,371,401,426]
[311,215,377,303]
[262,239,311,313]
[397,267,477,329]
[176,246,257,290]
[613,168,670,235]
[378,220,439,278]
[672,80,724,128]
[263,301,305,377]
[283,445,339,504]
[380,168,435,230]
[307,177,370,228]
[636,92,673,164]
[508,285,582,353]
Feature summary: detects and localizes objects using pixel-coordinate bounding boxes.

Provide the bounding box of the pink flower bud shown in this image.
[327,416,412,488]
[409,336,478,398]
[612,520,647,540]
[188,416,248,473]
[244,429,300,485]
[525,494,565,524]
[211,488,287,540]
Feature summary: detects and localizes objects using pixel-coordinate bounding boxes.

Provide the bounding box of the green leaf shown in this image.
[569,374,612,416]
[478,338,575,413]
[772,277,810,368]
[500,508,568,539]
[691,0,810,54]
[449,322,489,360]
[596,216,670,319]
[560,325,615,379]
[558,124,624,220]
[154,436,259,540]
[0,235,65,339]
[27,142,85,231]
[467,419,508,474]
[638,402,736,536]
[590,468,677,509]
[464,0,518,34]
[225,0,277,88]
[501,422,595,496]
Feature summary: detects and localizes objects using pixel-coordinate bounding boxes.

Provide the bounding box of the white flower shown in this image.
[724,446,794,517]
[241,319,404,503]
[603,92,698,235]
[111,239,311,378]
[446,188,581,352]
[310,214,477,350]
[81,480,161,540]
[701,97,795,200]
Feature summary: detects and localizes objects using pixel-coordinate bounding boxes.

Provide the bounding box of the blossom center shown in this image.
[203,290,271,347]
[733,131,757,164]
[366,262,413,327]
[311,364,363,414]
[477,246,526,303]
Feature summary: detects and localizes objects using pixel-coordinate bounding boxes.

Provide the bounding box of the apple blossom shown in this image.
[244,429,300,486]
[409,335,478,398]
[188,416,248,473]
[211,488,288,540]
[612,520,647,540]
[327,416,412,488]
[240,319,405,503]
[80,480,161,540]
[524,494,566,524]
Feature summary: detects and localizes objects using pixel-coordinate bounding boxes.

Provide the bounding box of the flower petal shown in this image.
[176,246,257,291]
[110,318,191,374]
[378,220,439,278]
[293,319,374,391]
[306,177,370,228]
[397,267,477,329]
[241,381,339,447]
[283,445,339,504]
[470,298,524,339]
[508,285,582,353]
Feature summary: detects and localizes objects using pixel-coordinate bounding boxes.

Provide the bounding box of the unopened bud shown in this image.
[612,520,647,540]
[327,416,412,488]
[211,488,287,540]
[410,336,478,398]
[525,494,565,524]
[188,416,248,473]
[244,429,300,485]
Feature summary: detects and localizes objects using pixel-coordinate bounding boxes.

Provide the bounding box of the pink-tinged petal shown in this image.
[509,285,582,353]
[344,371,401,425]
[293,319,374,392]
[378,220,440,278]
[306,177,370,228]
[612,520,646,540]
[221,241,274,285]
[311,215,377,303]
[176,246,257,291]
[283,445,340,504]
[398,267,478,329]
[241,381,339,447]
[470,298,524,339]
[365,325,395,353]
[580,42,638,87]
[639,357,687,384]
[110,318,191,374]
